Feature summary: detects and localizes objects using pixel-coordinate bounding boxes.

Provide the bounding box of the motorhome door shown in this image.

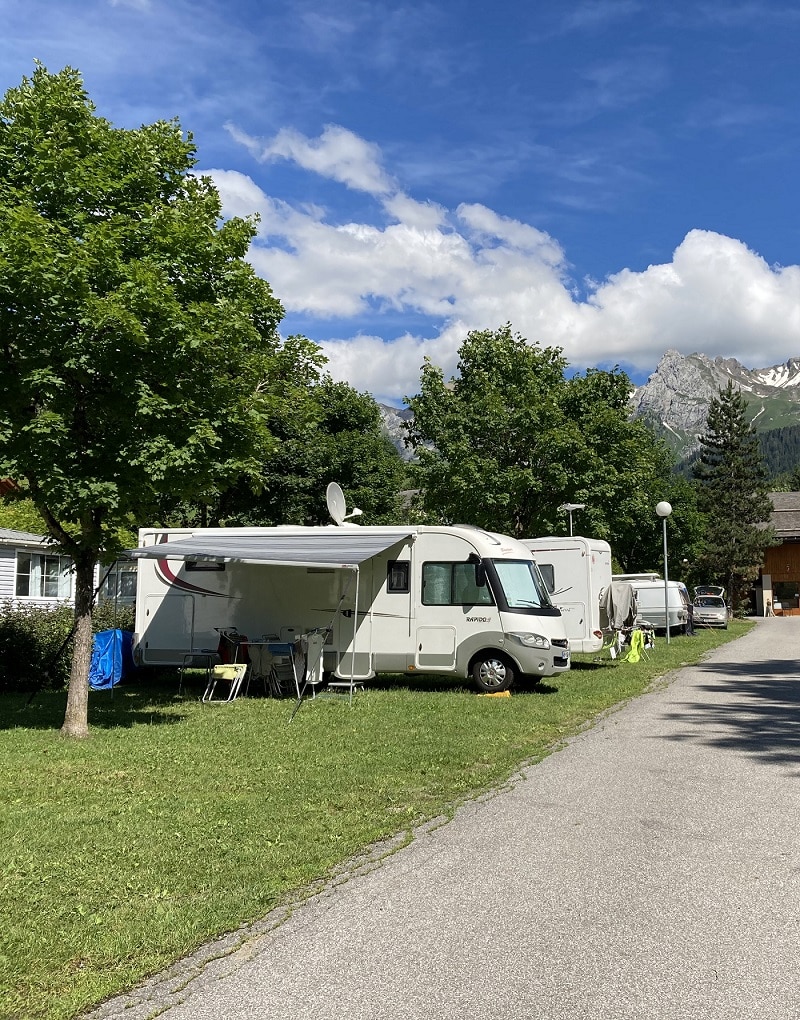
[414,559,487,670]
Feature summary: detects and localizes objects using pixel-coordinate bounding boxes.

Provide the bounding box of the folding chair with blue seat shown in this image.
[265,642,302,699]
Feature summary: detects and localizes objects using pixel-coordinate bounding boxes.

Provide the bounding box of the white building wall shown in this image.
[0,547,15,602]
[1,531,132,613]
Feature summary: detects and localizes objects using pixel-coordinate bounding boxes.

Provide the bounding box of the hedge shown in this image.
[0,601,135,693]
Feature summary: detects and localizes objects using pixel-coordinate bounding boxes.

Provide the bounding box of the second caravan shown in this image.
[129,520,571,693]
[521,536,612,653]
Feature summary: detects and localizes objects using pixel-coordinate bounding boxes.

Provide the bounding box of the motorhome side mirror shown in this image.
[467,552,486,588]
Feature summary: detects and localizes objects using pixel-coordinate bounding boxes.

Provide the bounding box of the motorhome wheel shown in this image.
[472,654,515,693]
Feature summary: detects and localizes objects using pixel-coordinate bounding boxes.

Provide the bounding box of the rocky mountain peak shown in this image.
[631,350,800,459]
[378,402,416,460]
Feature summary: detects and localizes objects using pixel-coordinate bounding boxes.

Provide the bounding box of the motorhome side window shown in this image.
[387,560,410,593]
[538,563,555,594]
[422,562,494,606]
[185,560,226,572]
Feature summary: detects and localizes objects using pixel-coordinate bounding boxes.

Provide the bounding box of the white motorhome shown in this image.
[615,576,689,634]
[521,537,612,653]
[129,521,570,693]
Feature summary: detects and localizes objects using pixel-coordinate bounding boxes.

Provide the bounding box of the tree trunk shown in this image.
[60,557,95,739]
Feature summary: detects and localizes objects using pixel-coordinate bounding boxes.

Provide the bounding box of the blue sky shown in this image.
[3,0,800,404]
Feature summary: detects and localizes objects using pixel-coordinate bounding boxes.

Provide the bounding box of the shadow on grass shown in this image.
[3,667,566,730]
[362,673,560,696]
[658,656,800,769]
[1,678,194,731]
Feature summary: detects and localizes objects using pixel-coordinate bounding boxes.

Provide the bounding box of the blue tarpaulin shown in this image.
[89,629,134,690]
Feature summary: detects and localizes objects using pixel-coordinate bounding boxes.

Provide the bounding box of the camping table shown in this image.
[234,639,302,699]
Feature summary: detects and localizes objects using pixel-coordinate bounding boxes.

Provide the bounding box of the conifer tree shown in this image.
[693,381,776,612]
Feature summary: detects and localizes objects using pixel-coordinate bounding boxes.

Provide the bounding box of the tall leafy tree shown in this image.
[769,464,800,492]
[213,373,408,527]
[405,325,571,537]
[0,66,288,736]
[405,324,674,549]
[555,368,686,566]
[692,381,777,611]
[0,488,47,533]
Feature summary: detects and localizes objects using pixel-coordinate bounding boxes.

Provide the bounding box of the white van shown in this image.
[623,578,690,634]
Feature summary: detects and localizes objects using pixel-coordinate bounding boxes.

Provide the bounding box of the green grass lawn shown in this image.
[1,621,751,1020]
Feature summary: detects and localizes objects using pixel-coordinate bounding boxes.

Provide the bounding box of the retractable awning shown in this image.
[126,531,413,570]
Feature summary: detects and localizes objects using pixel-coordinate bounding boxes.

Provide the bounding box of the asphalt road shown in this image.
[88,618,800,1020]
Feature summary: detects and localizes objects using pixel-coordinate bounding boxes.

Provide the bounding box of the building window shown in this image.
[98,563,138,603]
[15,552,74,599]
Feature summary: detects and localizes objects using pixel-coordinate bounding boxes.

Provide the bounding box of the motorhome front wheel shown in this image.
[472,654,516,693]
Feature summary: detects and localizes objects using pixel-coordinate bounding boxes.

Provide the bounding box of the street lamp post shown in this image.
[558,502,586,537]
[656,501,673,644]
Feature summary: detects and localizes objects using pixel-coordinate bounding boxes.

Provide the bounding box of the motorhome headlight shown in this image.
[507,631,550,649]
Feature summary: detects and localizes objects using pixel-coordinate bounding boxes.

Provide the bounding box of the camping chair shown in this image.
[244,641,274,697]
[201,662,249,703]
[178,650,218,696]
[216,627,250,665]
[265,642,302,699]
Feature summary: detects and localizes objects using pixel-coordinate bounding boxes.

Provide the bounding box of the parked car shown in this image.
[693,594,728,629]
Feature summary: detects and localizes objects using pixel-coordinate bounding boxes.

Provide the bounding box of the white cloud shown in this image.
[317,330,465,398]
[383,193,447,231]
[205,169,272,220]
[456,203,565,263]
[580,230,800,365]
[231,123,395,197]
[216,129,800,403]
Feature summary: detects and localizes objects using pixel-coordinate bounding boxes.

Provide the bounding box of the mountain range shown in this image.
[630,350,800,466]
[378,350,800,473]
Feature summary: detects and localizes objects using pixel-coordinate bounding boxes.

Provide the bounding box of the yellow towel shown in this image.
[622,628,645,663]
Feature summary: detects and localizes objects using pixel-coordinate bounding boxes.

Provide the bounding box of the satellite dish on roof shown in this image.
[326,482,363,527]
[327,482,346,525]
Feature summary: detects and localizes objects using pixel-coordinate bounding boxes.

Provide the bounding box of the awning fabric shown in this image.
[125,531,413,569]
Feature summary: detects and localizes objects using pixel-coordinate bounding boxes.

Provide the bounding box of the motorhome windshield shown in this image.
[490,559,554,611]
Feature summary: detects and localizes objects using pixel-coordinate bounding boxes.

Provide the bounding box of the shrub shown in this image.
[0,601,135,692]
[0,601,75,692]
[92,601,135,633]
